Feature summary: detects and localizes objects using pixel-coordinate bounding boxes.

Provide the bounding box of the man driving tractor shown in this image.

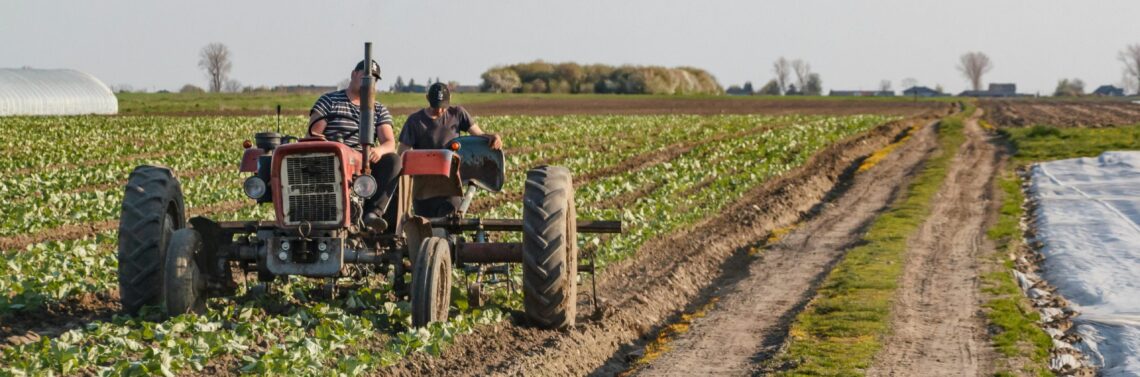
[398,82,502,217]
[308,59,399,228]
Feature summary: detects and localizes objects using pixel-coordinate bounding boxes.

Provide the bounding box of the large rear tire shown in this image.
[165,228,207,315]
[522,166,578,329]
[117,165,185,315]
[411,237,452,328]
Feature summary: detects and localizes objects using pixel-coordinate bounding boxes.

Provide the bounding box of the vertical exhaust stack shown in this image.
[359,42,376,175]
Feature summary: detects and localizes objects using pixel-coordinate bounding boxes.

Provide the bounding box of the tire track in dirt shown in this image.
[383,113,943,377]
[630,118,939,376]
[866,109,1001,376]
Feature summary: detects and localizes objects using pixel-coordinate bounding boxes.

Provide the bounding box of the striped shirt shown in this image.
[309,90,393,148]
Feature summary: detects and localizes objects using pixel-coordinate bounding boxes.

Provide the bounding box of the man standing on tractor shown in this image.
[308,59,399,228]
[398,82,502,216]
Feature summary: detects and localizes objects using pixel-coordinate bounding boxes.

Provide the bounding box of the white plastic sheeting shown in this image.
[1030,151,1140,376]
[0,68,117,116]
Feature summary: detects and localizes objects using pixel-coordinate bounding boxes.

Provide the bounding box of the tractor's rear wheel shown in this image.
[164,228,207,315]
[522,166,578,329]
[411,237,452,328]
[118,165,185,315]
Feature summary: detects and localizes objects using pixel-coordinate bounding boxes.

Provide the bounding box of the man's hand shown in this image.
[368,147,382,163]
[486,134,502,150]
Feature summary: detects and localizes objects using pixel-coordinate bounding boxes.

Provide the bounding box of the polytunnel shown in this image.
[0,68,118,116]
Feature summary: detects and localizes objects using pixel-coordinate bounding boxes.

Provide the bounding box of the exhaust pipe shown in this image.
[359,42,375,175]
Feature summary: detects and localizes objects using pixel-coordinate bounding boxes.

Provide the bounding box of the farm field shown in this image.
[116,92,948,117]
[6,96,1137,376]
[983,99,1140,128]
[0,100,928,375]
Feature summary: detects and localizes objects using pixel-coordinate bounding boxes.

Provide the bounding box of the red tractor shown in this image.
[116,44,620,328]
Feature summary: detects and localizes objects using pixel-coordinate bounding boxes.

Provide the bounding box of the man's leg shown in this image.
[412,196,463,218]
[364,152,401,229]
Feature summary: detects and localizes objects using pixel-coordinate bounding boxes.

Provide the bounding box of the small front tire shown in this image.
[164,228,207,316]
[411,237,452,328]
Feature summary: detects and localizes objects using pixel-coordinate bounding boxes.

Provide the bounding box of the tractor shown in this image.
[115,43,621,328]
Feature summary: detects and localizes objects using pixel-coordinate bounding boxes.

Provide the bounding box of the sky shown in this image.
[2,0,1137,95]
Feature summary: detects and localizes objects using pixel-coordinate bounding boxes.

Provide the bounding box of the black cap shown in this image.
[428,82,450,109]
[354,59,381,79]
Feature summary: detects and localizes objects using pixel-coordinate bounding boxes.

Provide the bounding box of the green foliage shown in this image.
[480,61,723,95]
[1000,124,1140,166]
[0,112,896,375]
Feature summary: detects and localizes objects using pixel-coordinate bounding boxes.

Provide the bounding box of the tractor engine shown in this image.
[239,134,374,276]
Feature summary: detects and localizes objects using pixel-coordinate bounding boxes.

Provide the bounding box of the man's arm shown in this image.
[468,123,502,150]
[308,114,327,137]
[308,95,331,137]
[397,142,412,155]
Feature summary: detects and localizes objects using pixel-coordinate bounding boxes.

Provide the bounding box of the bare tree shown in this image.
[791,59,811,92]
[223,79,242,93]
[879,80,892,92]
[198,43,233,93]
[804,73,822,95]
[901,77,919,90]
[1053,78,1085,97]
[957,52,993,91]
[772,57,790,95]
[1121,44,1140,95]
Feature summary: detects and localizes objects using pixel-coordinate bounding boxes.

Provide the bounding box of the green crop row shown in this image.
[1,113,895,376]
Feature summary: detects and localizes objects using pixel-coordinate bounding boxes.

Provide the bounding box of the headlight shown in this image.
[352,175,378,198]
[243,176,267,199]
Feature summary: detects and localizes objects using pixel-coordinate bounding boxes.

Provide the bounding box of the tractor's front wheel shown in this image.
[165,228,207,315]
[522,166,578,329]
[118,165,185,315]
[411,237,452,327]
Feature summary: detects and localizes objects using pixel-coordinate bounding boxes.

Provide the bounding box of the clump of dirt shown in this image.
[383,111,944,376]
[984,100,1140,128]
[1,291,120,346]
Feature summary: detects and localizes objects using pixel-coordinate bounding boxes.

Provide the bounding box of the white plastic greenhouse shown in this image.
[0,68,118,116]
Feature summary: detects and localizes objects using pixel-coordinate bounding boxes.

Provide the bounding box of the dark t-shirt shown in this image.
[398,106,474,149]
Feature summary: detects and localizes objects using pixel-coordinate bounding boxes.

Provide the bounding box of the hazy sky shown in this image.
[2,0,1137,95]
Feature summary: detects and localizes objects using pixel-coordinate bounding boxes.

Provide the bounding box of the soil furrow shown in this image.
[866,109,1001,376]
[383,114,941,376]
[631,118,937,376]
[0,199,250,251]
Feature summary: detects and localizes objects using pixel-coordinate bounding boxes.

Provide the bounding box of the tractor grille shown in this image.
[281,153,342,225]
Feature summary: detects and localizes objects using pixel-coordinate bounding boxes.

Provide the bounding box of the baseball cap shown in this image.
[354,59,381,79]
[428,82,450,109]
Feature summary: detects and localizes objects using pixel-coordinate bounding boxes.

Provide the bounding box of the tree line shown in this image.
[480,61,722,95]
[176,42,1140,96]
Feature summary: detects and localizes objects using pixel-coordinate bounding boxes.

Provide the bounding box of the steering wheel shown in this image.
[308,113,369,144]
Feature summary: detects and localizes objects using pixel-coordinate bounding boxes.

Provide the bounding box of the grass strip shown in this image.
[770,105,971,375]
[980,122,1140,376]
[981,172,1054,377]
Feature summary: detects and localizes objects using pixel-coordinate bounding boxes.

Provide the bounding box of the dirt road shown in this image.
[386,114,944,376]
[866,110,1002,376]
[632,118,939,375]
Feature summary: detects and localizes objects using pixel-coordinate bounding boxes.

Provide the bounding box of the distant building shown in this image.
[1092,85,1125,97]
[829,90,895,97]
[902,86,945,97]
[989,83,1016,96]
[453,85,481,93]
[273,85,337,94]
[959,83,1019,97]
